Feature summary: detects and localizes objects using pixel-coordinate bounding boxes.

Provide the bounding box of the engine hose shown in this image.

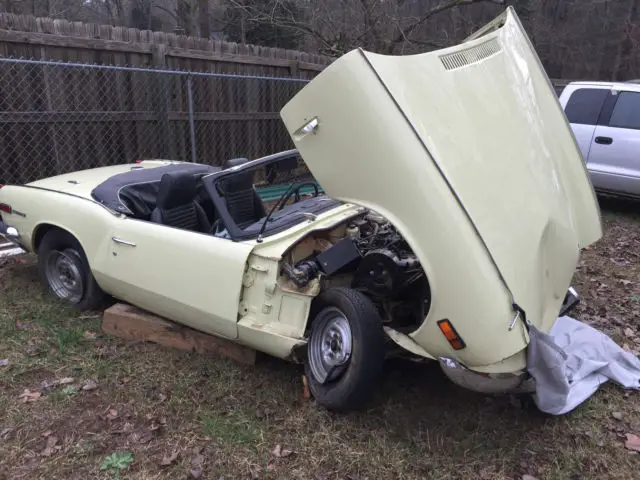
[283,261,319,288]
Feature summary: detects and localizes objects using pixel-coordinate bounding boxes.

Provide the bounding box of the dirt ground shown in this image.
[1,197,639,480]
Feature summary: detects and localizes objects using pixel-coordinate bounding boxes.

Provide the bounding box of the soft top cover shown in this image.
[92,163,219,217]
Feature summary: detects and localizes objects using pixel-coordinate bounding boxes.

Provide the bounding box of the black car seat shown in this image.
[220,171,266,229]
[151,172,211,233]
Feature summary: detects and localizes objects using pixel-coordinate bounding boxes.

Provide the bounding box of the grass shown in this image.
[0,198,639,479]
[199,412,261,445]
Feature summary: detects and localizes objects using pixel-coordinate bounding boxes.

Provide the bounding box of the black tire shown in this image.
[37,229,108,311]
[304,287,385,412]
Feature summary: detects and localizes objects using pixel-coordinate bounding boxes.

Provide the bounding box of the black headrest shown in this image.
[221,171,254,194]
[156,172,198,210]
[226,157,249,168]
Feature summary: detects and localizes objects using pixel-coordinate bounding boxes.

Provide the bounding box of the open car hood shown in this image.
[280,7,602,332]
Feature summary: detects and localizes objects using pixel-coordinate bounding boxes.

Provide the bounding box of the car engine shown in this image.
[282,211,430,326]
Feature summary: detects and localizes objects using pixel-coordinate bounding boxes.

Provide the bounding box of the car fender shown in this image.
[1,185,118,282]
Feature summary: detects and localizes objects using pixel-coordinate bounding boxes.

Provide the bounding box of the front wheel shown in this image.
[305,288,385,412]
[37,229,108,311]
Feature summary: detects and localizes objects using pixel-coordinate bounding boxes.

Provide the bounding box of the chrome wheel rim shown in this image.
[308,307,353,384]
[45,248,84,304]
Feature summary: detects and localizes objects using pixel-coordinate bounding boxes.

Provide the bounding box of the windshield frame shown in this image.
[203,149,341,242]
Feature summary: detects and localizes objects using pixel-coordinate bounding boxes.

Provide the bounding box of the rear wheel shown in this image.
[37,229,108,311]
[305,288,385,412]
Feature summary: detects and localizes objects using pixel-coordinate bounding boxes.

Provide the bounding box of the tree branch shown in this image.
[390,0,505,49]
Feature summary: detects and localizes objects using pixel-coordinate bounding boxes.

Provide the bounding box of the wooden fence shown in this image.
[0,13,332,77]
[0,14,333,184]
[0,14,576,185]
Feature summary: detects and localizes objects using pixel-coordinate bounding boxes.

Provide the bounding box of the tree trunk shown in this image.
[616,0,640,80]
[240,9,246,44]
[198,0,210,39]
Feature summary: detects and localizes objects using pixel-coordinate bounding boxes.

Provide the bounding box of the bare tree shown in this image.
[224,0,505,55]
[0,0,638,80]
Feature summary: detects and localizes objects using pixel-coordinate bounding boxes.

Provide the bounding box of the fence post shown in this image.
[151,44,175,160]
[186,76,197,163]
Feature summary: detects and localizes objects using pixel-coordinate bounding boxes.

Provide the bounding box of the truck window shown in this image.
[609,91,640,130]
[564,88,609,125]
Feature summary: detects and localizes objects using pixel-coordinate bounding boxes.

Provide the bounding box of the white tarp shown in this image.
[527,316,640,415]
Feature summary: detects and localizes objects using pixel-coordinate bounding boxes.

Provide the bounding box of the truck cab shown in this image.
[559,81,640,199]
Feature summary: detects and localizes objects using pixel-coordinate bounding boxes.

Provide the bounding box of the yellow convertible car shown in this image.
[0,8,601,410]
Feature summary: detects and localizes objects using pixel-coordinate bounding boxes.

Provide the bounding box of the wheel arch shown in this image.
[32,223,85,256]
[34,221,110,311]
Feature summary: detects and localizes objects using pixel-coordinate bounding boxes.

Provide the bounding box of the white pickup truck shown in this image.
[559,81,640,199]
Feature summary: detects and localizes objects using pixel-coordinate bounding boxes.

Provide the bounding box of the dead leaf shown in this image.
[16,320,41,330]
[1,428,14,440]
[83,331,97,340]
[191,450,204,468]
[19,389,42,403]
[190,470,202,479]
[624,328,636,338]
[612,412,624,421]
[82,380,98,391]
[160,451,179,466]
[619,279,633,286]
[106,409,118,420]
[137,430,153,444]
[56,377,75,386]
[158,393,167,402]
[41,430,52,437]
[272,444,282,457]
[625,433,640,452]
[522,476,539,480]
[0,359,8,367]
[41,436,58,457]
[249,464,261,479]
[272,444,293,458]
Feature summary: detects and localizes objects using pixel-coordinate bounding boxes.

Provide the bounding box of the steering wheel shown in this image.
[278,182,319,210]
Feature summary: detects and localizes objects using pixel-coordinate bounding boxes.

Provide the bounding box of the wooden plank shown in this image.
[0,16,330,73]
[165,47,326,71]
[113,53,135,163]
[41,43,64,177]
[102,303,256,366]
[0,28,154,54]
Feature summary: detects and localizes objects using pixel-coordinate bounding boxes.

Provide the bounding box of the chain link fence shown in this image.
[0,57,310,185]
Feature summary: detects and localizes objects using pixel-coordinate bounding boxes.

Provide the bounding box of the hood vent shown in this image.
[439,38,501,70]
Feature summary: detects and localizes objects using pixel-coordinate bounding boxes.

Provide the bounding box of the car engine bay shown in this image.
[281,211,431,331]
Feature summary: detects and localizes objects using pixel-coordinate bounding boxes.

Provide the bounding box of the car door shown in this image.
[587,89,640,197]
[105,217,254,339]
[560,85,611,160]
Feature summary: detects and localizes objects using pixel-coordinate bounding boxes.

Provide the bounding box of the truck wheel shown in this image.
[37,229,108,311]
[305,288,385,412]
